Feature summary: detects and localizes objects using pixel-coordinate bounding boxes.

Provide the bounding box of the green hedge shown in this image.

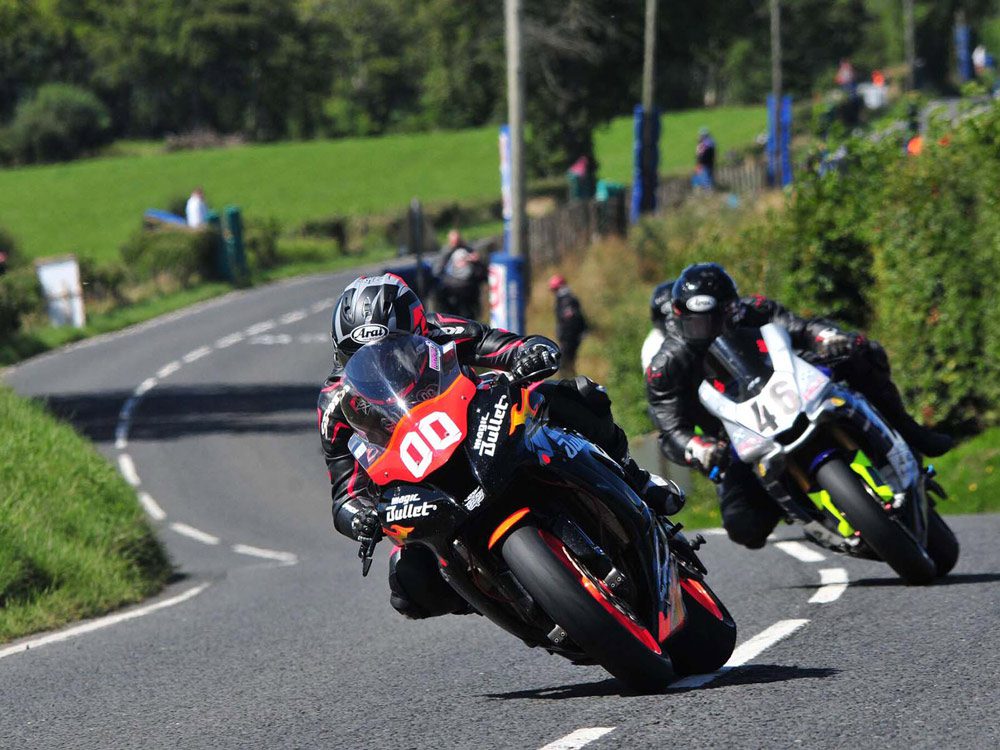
[120,226,219,287]
[0,84,112,165]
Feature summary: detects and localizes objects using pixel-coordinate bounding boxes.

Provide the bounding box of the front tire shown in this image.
[663,578,737,676]
[815,458,935,585]
[501,525,674,692]
[926,509,959,577]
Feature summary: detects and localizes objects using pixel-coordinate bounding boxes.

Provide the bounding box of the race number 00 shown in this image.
[400,412,463,477]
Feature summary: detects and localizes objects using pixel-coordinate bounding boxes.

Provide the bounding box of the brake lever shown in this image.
[359,534,381,577]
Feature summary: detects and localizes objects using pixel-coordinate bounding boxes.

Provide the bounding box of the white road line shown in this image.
[774,540,826,563]
[170,522,220,545]
[249,334,293,345]
[279,309,307,324]
[299,333,328,343]
[120,396,138,420]
[138,492,167,522]
[700,527,727,536]
[310,299,334,314]
[114,424,128,450]
[182,346,211,364]
[0,583,210,662]
[232,544,298,565]
[117,454,141,487]
[215,332,244,349]
[539,727,615,750]
[134,377,158,397]
[670,618,810,690]
[809,567,849,604]
[245,320,276,335]
[156,361,181,379]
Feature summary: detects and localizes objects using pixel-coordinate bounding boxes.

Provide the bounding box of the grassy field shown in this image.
[0,387,171,642]
[0,106,764,264]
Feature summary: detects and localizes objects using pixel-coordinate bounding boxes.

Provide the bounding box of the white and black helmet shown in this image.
[331,274,427,364]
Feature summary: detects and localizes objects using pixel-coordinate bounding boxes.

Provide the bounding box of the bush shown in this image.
[0,268,43,337]
[243,218,281,271]
[77,258,128,306]
[120,227,218,287]
[1,84,111,165]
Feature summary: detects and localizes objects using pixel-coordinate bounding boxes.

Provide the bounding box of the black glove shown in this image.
[684,436,730,478]
[350,505,381,544]
[814,328,858,360]
[511,342,560,383]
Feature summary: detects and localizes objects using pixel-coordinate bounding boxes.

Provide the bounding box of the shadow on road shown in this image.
[850,572,1000,587]
[484,664,839,700]
[35,383,319,443]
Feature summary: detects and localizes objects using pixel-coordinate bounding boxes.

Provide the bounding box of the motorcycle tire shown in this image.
[816,458,935,585]
[501,524,674,692]
[663,578,737,676]
[926,509,959,577]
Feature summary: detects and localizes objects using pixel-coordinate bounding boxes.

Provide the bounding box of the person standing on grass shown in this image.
[694,127,716,190]
[548,274,588,378]
[433,229,487,320]
[185,187,209,228]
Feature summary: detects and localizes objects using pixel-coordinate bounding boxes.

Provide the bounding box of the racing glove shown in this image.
[511,342,561,383]
[814,328,858,360]
[684,436,729,477]
[350,504,381,544]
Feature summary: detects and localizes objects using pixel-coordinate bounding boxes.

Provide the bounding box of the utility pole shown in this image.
[770,0,782,165]
[504,0,527,263]
[640,0,658,214]
[904,0,916,90]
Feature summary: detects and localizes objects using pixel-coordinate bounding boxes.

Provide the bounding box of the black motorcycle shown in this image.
[340,333,737,691]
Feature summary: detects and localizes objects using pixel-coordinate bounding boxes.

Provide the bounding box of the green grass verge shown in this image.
[0,107,764,263]
[928,428,1000,515]
[0,387,172,643]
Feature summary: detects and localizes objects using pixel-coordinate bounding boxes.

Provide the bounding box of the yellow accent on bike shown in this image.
[809,450,895,538]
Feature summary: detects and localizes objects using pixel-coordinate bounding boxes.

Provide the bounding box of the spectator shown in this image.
[973,44,987,77]
[432,229,487,320]
[548,274,588,377]
[694,127,716,190]
[185,187,209,228]
[835,58,856,92]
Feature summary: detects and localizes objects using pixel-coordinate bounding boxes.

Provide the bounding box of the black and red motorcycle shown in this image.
[340,333,736,691]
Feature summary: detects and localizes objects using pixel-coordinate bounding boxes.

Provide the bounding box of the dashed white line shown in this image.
[774,540,826,563]
[310,299,334,314]
[809,567,849,604]
[170,522,220,545]
[0,583,210,661]
[138,492,167,521]
[279,309,307,324]
[134,377,158,397]
[232,544,298,565]
[539,727,615,750]
[244,320,276,335]
[182,346,211,364]
[114,425,128,450]
[215,332,245,348]
[117,454,141,487]
[249,334,293,345]
[156,361,181,379]
[670,618,810,690]
[120,396,138,420]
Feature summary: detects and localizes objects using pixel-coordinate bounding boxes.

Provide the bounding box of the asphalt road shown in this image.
[3,268,998,750]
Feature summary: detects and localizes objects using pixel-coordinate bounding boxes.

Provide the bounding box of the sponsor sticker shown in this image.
[350,323,388,345]
[686,295,717,312]
[472,395,509,457]
[464,486,485,511]
[428,343,441,371]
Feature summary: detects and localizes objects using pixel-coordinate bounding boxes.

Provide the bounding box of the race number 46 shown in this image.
[751,379,801,434]
[400,412,463,477]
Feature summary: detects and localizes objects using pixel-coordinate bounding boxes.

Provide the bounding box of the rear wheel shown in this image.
[926,509,959,577]
[663,577,737,676]
[815,458,935,585]
[501,524,674,692]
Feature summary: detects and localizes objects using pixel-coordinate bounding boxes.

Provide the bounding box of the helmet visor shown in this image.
[680,311,724,343]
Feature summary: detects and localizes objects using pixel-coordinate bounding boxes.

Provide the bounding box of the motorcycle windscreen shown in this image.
[705,327,775,401]
[342,333,475,484]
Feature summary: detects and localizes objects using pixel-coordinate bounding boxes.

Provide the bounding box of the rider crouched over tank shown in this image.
[646,262,953,550]
[318,273,683,619]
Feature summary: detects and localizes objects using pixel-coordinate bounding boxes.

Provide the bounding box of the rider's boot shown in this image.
[621,455,686,517]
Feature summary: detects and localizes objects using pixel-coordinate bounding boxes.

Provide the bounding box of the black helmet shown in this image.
[331,274,427,364]
[650,279,675,332]
[671,263,739,344]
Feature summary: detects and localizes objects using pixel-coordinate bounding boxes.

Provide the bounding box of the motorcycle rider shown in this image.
[646,262,953,549]
[641,279,676,371]
[319,273,683,618]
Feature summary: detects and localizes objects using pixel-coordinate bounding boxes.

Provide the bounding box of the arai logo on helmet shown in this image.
[686,295,717,312]
[350,323,388,344]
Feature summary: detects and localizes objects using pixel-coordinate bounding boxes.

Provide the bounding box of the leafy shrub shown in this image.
[1,84,111,165]
[0,268,43,337]
[77,258,128,305]
[120,227,218,287]
[243,218,281,270]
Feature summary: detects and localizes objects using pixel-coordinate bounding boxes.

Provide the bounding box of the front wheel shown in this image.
[662,577,736,675]
[926,509,959,577]
[815,458,935,585]
[501,525,674,692]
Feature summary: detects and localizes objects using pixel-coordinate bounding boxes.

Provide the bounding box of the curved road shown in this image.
[3,268,998,749]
